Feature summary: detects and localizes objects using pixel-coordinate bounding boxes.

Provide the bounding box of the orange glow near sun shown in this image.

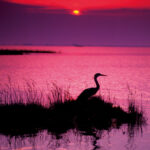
[72,10,80,15]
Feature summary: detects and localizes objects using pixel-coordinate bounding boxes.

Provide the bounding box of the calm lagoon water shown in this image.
[0,46,150,150]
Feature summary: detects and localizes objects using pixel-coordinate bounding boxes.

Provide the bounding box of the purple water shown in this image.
[0,46,150,150]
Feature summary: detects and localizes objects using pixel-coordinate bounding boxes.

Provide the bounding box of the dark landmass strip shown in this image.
[0,49,56,55]
[73,44,85,47]
[0,96,145,137]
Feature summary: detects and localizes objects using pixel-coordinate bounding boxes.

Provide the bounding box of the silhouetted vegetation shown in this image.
[0,81,146,137]
[0,49,56,55]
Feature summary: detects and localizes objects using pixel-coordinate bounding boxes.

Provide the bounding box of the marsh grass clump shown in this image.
[0,78,45,106]
[47,83,73,106]
[0,103,49,136]
[126,85,146,127]
[0,80,146,137]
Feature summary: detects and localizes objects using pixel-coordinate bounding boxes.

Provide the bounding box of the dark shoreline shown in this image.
[0,49,56,55]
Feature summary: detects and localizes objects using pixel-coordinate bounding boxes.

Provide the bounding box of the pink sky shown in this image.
[5,0,150,11]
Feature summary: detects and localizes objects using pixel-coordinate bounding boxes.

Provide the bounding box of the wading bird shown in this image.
[77,73,106,101]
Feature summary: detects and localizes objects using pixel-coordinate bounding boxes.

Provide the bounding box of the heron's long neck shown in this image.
[94,77,100,89]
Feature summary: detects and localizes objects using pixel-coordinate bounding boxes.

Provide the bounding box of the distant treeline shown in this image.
[0,49,56,55]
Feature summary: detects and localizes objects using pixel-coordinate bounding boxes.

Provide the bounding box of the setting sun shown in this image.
[72,10,80,15]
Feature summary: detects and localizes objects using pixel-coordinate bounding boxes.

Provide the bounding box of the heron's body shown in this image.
[77,73,106,101]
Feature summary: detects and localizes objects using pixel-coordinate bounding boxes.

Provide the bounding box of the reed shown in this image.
[0,79,44,106]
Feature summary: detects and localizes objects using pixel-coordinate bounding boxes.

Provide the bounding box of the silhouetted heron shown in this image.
[77,73,106,101]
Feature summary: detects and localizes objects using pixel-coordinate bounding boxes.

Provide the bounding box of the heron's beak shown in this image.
[101,74,107,76]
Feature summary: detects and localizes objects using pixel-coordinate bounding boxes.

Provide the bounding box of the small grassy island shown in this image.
[0,49,56,55]
[0,76,146,137]
[0,95,145,137]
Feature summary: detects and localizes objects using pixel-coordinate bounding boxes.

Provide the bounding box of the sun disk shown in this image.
[73,10,80,15]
